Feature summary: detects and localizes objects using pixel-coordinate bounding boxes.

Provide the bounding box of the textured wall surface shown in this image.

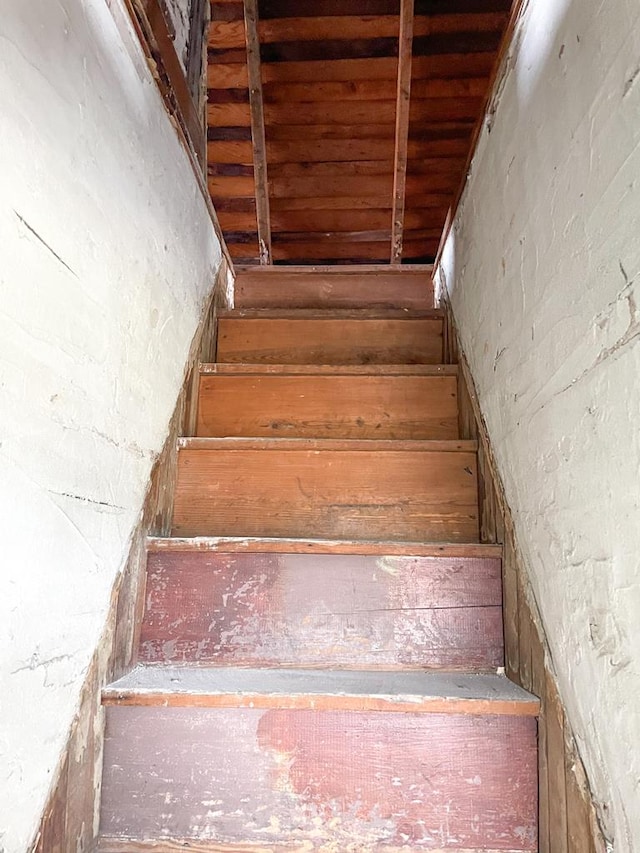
[436,0,640,849]
[0,1,221,849]
[164,0,193,70]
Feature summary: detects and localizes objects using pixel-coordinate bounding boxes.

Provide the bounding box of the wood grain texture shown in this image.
[233,266,434,309]
[196,372,458,439]
[391,0,415,263]
[139,551,503,669]
[147,537,503,557]
[99,841,537,852]
[171,441,479,541]
[216,317,444,364]
[243,0,271,263]
[100,705,537,848]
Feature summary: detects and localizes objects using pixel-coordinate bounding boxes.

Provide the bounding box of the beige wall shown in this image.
[0,1,221,849]
[436,1,640,849]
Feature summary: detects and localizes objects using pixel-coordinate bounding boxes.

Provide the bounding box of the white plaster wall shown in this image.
[436,0,640,848]
[0,1,221,850]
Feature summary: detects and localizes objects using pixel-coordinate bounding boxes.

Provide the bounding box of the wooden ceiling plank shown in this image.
[270,196,394,212]
[267,138,395,163]
[208,174,256,197]
[261,76,490,103]
[264,100,398,126]
[209,19,246,48]
[272,230,392,244]
[391,0,414,264]
[268,161,393,178]
[266,123,396,141]
[412,11,509,36]
[243,0,271,264]
[258,16,400,43]
[207,63,249,88]
[208,139,255,163]
[271,209,394,233]
[259,0,401,19]
[263,57,399,83]
[270,174,394,200]
[271,241,392,262]
[207,102,252,125]
[263,79,397,103]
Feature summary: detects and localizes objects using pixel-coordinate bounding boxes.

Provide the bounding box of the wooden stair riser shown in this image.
[138,552,504,670]
[216,316,444,364]
[233,266,434,310]
[196,373,459,439]
[171,444,479,542]
[100,705,537,851]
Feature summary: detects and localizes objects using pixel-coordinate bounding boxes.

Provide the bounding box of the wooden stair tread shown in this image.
[219,308,444,320]
[178,437,476,452]
[103,666,539,716]
[200,362,457,375]
[146,537,503,558]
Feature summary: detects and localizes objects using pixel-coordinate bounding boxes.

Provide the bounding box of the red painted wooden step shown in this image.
[99,667,539,851]
[138,549,504,670]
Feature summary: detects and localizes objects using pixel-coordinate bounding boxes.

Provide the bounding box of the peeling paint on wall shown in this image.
[162,0,193,71]
[436,1,640,849]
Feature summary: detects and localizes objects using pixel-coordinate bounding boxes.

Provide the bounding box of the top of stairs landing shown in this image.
[232,264,435,311]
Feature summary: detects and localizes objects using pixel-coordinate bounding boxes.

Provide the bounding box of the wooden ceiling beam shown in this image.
[243,0,272,264]
[391,0,415,264]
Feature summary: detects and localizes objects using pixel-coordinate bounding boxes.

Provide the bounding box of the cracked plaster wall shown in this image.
[436,0,640,848]
[0,1,221,850]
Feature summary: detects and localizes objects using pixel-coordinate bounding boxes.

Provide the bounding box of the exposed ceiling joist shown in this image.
[391,0,415,264]
[243,0,272,264]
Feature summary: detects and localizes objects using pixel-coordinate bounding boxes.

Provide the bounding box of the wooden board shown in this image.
[139,551,503,669]
[147,537,502,558]
[196,373,458,439]
[233,265,433,308]
[100,704,537,848]
[216,316,444,363]
[171,440,479,541]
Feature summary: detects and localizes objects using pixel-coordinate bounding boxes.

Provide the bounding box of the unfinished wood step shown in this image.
[171,438,479,542]
[216,311,444,365]
[138,550,503,670]
[233,264,434,310]
[147,537,503,558]
[196,369,458,439]
[100,668,538,851]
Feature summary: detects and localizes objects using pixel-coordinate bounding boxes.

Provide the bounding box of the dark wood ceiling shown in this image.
[207,0,513,266]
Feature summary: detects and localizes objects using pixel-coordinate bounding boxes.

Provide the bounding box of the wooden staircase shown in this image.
[98,270,539,851]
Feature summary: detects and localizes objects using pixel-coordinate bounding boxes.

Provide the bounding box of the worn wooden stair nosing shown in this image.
[177,437,476,452]
[146,536,503,557]
[218,308,444,320]
[200,362,458,375]
[102,666,538,716]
